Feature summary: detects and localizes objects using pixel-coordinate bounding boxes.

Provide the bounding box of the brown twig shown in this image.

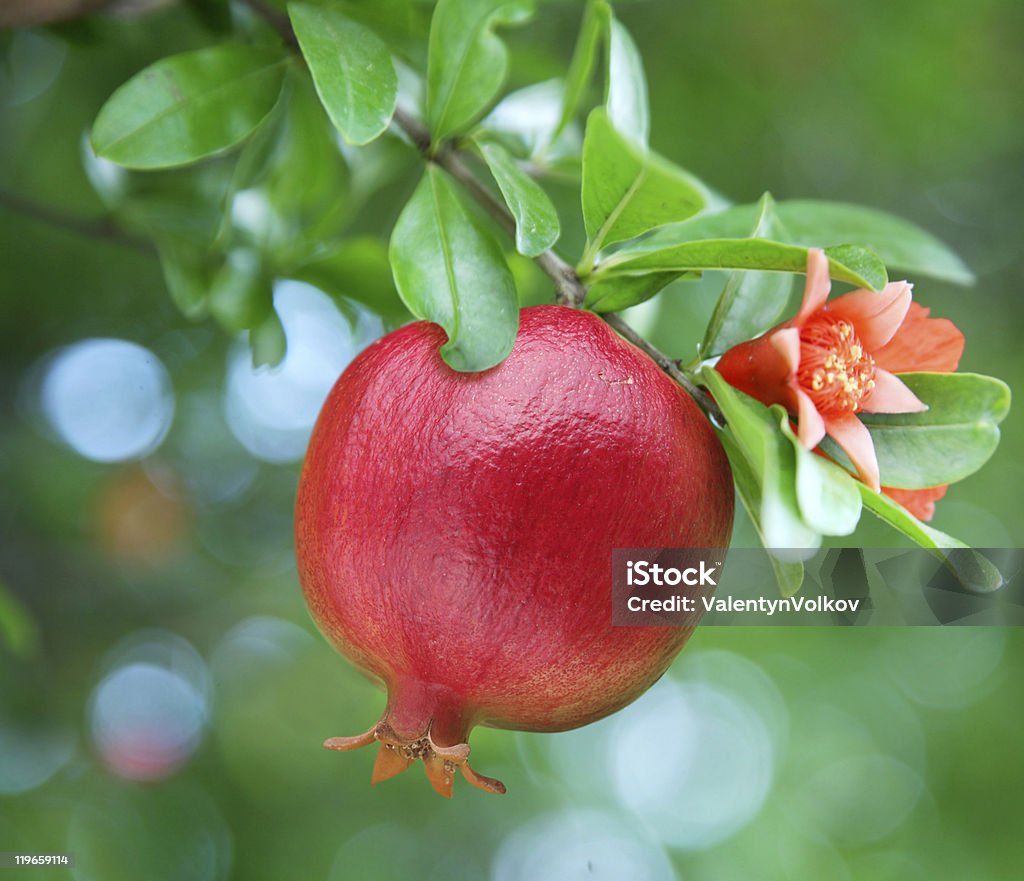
[0,189,153,254]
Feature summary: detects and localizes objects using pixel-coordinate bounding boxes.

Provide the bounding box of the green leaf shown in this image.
[92,45,288,169]
[288,3,398,145]
[701,193,793,357]
[605,15,648,146]
[476,140,560,257]
[723,434,806,597]
[777,411,862,536]
[389,166,519,372]
[209,249,273,332]
[858,487,1003,593]
[426,0,533,145]
[554,0,610,143]
[590,237,887,311]
[292,237,409,322]
[775,200,974,285]
[250,308,287,368]
[636,199,973,285]
[156,237,212,319]
[702,367,821,552]
[580,108,707,268]
[823,373,1010,489]
[581,271,690,314]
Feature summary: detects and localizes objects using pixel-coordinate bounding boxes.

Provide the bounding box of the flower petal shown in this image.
[860,368,927,414]
[882,484,948,521]
[825,412,880,491]
[716,328,799,408]
[825,281,912,350]
[795,389,826,448]
[794,249,832,324]
[873,302,964,374]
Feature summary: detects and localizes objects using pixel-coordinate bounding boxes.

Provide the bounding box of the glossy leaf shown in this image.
[477,140,560,256]
[389,166,518,372]
[91,45,288,169]
[582,271,690,314]
[858,488,1003,593]
[426,0,533,144]
[589,237,887,312]
[580,108,707,267]
[703,367,821,553]
[605,15,648,146]
[700,194,793,356]
[635,199,973,285]
[289,3,398,145]
[823,373,1011,489]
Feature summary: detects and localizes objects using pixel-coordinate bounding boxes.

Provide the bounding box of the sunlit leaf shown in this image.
[476,139,560,256]
[289,3,398,145]
[580,108,707,269]
[92,45,288,169]
[426,0,534,144]
[389,166,518,371]
[823,373,1011,489]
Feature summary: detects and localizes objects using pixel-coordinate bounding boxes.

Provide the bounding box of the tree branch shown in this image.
[232,0,724,422]
[0,189,153,254]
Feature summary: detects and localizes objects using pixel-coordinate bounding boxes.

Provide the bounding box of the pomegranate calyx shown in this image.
[324,720,505,799]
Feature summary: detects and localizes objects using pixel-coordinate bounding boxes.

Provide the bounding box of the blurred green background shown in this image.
[1,1,1022,879]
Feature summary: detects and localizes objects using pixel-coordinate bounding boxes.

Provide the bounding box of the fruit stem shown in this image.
[323,679,506,798]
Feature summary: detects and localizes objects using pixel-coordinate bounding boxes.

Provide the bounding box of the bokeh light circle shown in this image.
[40,338,174,462]
[224,281,384,463]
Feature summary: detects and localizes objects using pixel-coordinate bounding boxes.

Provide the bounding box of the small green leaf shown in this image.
[591,237,887,308]
[554,0,610,143]
[723,434,806,597]
[858,487,1003,593]
[701,193,793,357]
[580,108,707,267]
[823,373,1010,489]
[289,3,398,145]
[389,166,519,372]
[582,271,691,313]
[250,308,287,368]
[209,249,272,332]
[476,140,560,257]
[92,45,288,169]
[605,15,649,146]
[776,410,862,536]
[292,237,409,322]
[156,237,212,319]
[637,199,973,285]
[702,367,821,552]
[426,0,534,145]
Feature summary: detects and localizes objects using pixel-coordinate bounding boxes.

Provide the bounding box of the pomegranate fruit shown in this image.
[295,305,734,796]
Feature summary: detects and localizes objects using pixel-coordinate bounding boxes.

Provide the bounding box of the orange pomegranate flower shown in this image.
[716,249,964,512]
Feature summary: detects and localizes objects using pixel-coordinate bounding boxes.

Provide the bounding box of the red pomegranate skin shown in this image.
[295,305,734,795]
